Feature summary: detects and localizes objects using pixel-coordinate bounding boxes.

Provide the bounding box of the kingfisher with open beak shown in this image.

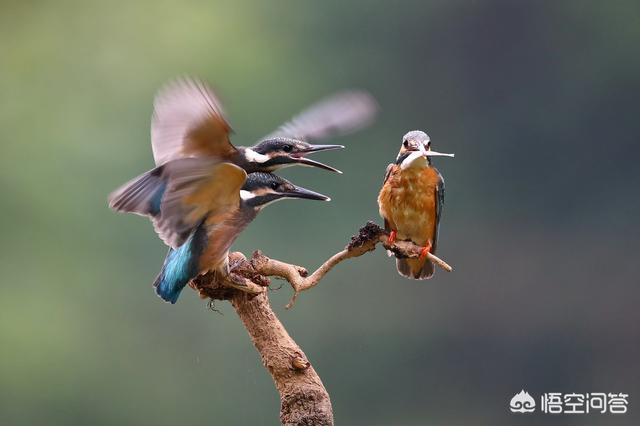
[108,77,376,302]
[150,78,377,173]
[109,158,330,303]
[377,130,454,279]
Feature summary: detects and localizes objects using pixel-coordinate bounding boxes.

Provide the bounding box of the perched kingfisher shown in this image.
[377,130,454,279]
[109,158,329,303]
[150,78,378,173]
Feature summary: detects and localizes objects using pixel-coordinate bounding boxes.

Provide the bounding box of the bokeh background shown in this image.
[2,0,639,425]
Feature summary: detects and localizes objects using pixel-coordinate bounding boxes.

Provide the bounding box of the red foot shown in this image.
[388,230,397,245]
[420,242,433,260]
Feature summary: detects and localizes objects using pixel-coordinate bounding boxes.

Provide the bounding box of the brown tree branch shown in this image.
[250,221,452,308]
[231,291,333,426]
[191,221,453,425]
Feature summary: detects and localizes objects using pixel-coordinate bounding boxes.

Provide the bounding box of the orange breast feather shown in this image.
[378,165,440,247]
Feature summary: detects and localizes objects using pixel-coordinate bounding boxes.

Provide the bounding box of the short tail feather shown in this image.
[152,227,205,304]
[153,272,183,304]
[396,257,434,280]
[153,248,192,304]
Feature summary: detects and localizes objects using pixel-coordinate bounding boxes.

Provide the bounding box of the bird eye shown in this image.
[270,182,279,190]
[282,145,293,153]
[403,140,409,148]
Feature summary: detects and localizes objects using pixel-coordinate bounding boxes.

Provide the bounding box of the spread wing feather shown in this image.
[108,167,166,217]
[264,90,378,142]
[153,159,246,248]
[108,158,246,249]
[151,78,235,166]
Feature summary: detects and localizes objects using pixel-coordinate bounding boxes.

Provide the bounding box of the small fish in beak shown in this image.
[423,150,455,158]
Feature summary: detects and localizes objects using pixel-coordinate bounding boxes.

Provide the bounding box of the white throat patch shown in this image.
[244,148,270,163]
[239,190,255,200]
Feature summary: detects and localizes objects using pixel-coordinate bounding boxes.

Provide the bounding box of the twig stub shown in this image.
[291,354,311,371]
[347,220,384,250]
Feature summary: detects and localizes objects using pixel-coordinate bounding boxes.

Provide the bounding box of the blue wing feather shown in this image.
[108,166,167,217]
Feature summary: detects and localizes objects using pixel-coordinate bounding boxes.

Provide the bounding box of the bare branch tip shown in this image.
[285,292,299,310]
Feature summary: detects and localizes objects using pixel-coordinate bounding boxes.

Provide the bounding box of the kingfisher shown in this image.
[377,130,454,279]
[108,77,376,302]
[150,77,377,173]
[109,158,329,303]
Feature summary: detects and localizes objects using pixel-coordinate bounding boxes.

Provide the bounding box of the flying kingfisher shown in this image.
[377,130,454,279]
[109,158,329,303]
[150,77,378,173]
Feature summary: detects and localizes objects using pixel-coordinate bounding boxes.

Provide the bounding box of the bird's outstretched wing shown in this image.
[263,90,378,142]
[154,159,246,248]
[151,78,236,166]
[108,167,167,217]
[109,158,246,248]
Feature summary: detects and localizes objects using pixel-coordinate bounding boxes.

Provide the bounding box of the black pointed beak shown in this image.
[300,144,345,153]
[281,185,331,202]
[288,144,344,173]
[291,157,343,173]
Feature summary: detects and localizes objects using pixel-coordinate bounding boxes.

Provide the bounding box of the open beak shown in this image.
[282,185,331,202]
[300,144,345,153]
[291,157,343,173]
[290,143,344,173]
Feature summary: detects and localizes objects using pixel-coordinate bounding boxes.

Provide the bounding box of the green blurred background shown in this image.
[1,0,639,424]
